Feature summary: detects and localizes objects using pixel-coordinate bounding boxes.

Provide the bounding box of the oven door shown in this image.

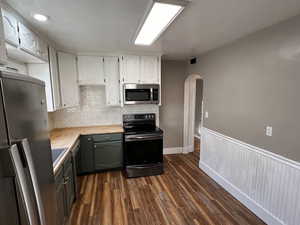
[124,134,163,165]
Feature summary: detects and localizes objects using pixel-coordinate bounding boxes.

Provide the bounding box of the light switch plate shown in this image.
[205,111,209,118]
[266,126,272,136]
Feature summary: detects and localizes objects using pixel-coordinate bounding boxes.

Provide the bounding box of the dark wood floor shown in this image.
[68,139,266,225]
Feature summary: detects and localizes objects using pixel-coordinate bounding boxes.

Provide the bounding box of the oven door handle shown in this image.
[125,135,163,142]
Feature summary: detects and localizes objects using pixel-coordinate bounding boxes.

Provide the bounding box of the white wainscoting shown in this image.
[163,147,183,155]
[200,128,300,225]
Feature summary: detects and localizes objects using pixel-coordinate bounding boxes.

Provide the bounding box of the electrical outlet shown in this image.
[205,111,209,118]
[266,126,272,136]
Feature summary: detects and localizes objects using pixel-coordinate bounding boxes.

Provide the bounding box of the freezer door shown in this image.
[1,73,56,225]
[0,78,21,225]
[9,144,40,225]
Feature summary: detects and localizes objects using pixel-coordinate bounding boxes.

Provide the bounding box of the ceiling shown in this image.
[6,0,300,59]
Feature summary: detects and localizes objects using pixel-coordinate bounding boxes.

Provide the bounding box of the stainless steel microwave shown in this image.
[123,84,160,105]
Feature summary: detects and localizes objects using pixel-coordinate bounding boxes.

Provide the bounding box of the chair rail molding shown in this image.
[200,127,300,225]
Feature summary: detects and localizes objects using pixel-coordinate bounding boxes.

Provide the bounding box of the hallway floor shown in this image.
[68,141,266,225]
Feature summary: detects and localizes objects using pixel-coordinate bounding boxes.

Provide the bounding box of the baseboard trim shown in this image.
[199,162,283,225]
[163,147,183,155]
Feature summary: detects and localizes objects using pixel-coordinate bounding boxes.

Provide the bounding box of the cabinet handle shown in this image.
[63,177,70,184]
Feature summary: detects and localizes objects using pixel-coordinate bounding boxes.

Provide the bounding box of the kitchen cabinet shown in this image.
[49,46,61,110]
[0,10,7,65]
[64,162,75,214]
[140,56,159,84]
[77,55,105,85]
[79,133,123,174]
[37,37,48,61]
[27,63,55,112]
[1,9,19,47]
[18,22,48,61]
[104,56,120,106]
[27,46,61,112]
[94,133,123,171]
[54,153,76,225]
[18,22,38,55]
[79,135,95,174]
[55,167,67,225]
[94,140,123,170]
[57,52,79,108]
[121,55,140,83]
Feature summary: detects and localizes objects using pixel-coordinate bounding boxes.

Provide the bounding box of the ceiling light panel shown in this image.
[33,14,48,22]
[135,0,188,46]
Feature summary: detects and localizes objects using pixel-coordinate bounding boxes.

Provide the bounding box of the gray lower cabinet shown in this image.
[79,135,94,173]
[79,133,123,174]
[55,153,75,225]
[94,140,123,170]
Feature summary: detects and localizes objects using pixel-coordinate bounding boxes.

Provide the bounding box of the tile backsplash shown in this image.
[49,86,159,129]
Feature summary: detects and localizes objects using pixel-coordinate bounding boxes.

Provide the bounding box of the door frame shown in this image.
[183,74,203,154]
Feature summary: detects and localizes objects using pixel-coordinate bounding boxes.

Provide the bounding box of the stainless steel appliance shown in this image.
[123,84,159,105]
[0,72,56,225]
[123,113,163,178]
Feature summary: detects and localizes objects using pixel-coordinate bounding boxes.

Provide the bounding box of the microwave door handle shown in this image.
[150,88,153,101]
[21,139,46,225]
[9,144,40,225]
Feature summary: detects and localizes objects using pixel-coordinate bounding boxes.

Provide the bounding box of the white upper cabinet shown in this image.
[49,46,61,110]
[104,56,120,106]
[37,37,48,61]
[57,52,79,108]
[121,55,140,83]
[18,22,38,55]
[140,56,159,84]
[27,46,60,112]
[1,9,19,46]
[77,55,105,85]
[27,63,54,112]
[0,9,7,64]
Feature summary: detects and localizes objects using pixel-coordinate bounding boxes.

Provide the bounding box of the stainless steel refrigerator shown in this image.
[0,71,56,225]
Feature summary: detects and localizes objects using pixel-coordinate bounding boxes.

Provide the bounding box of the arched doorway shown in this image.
[183,74,203,155]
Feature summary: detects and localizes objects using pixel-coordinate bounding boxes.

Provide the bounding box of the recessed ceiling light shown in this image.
[33,14,48,22]
[134,0,189,46]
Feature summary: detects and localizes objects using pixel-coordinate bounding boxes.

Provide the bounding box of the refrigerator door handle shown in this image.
[9,144,40,225]
[21,139,46,225]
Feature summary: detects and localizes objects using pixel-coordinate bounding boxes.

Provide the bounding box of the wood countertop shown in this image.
[50,125,123,174]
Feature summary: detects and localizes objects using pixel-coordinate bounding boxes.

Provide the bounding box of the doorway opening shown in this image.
[183,74,203,162]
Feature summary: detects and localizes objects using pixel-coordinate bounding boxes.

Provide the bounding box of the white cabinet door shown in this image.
[104,56,120,106]
[49,46,61,110]
[77,56,105,85]
[121,55,140,83]
[18,22,38,55]
[140,56,159,84]
[57,52,79,108]
[37,37,48,61]
[1,9,19,46]
[0,10,7,64]
[27,63,54,112]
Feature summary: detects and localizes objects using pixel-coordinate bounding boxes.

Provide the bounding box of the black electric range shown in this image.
[123,113,164,178]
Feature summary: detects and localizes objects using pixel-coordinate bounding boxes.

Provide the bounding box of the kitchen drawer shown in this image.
[93,133,122,142]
